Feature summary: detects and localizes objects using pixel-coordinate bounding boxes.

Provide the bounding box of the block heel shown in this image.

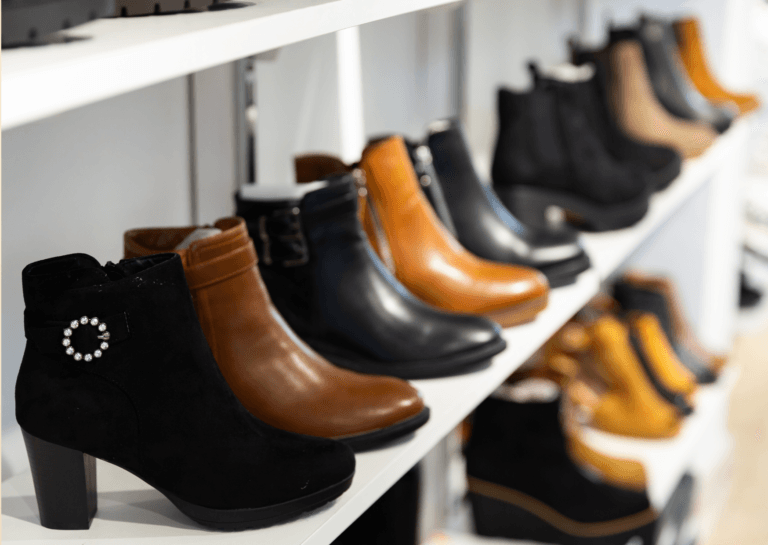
[501,185,649,232]
[22,430,97,530]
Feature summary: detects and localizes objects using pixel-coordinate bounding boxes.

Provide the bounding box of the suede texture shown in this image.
[570,50,682,190]
[465,396,652,523]
[492,78,648,206]
[16,253,355,511]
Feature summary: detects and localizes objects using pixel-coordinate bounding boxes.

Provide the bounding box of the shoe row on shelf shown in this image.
[11,11,757,540]
[463,271,725,545]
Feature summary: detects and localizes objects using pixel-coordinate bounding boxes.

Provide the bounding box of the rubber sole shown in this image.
[335,407,431,452]
[22,429,353,531]
[538,252,591,289]
[309,336,507,380]
[468,482,657,545]
[483,294,548,328]
[2,0,114,47]
[499,185,650,232]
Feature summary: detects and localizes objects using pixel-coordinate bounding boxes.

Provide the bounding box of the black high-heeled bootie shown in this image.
[412,120,591,288]
[235,175,506,379]
[465,387,657,544]
[491,65,651,232]
[16,253,355,530]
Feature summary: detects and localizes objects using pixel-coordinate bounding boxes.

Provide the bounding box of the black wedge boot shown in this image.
[411,120,591,288]
[16,253,355,530]
[492,64,651,232]
[235,175,506,379]
[465,384,657,545]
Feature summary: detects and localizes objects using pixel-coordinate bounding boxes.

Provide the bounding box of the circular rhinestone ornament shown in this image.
[62,316,110,362]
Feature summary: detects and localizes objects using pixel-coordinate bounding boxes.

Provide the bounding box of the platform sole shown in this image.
[22,429,353,530]
[311,337,507,380]
[468,479,657,545]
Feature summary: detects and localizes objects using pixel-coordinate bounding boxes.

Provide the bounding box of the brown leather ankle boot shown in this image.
[356,137,549,327]
[294,140,549,327]
[124,217,429,451]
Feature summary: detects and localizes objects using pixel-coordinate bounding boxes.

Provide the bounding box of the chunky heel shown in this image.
[497,186,556,230]
[22,430,97,530]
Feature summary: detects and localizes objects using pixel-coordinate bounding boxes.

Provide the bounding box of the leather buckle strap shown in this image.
[184,242,258,291]
[25,311,131,360]
[258,207,309,267]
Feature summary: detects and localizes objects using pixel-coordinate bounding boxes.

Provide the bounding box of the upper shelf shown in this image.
[1,121,746,545]
[1,0,458,130]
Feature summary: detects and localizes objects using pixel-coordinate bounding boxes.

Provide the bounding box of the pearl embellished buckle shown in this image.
[62,316,110,362]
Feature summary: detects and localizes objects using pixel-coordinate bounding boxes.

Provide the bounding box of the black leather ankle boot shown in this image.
[491,65,651,232]
[465,386,657,544]
[235,176,506,379]
[16,253,355,530]
[615,17,734,134]
[411,120,591,288]
[566,48,683,191]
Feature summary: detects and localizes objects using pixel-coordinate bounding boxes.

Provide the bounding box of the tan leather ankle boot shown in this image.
[564,314,683,439]
[124,217,428,450]
[357,136,549,327]
[294,139,549,327]
[606,39,717,158]
[675,17,760,115]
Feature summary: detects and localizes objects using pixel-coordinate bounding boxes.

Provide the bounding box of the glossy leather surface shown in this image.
[629,313,697,399]
[674,17,760,115]
[236,178,505,377]
[124,218,425,439]
[359,136,549,327]
[604,38,717,158]
[425,121,590,284]
[626,18,734,133]
[568,314,682,439]
[615,271,725,378]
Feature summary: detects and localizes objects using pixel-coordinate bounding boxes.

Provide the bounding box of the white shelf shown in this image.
[580,118,749,281]
[1,0,458,130]
[581,366,739,509]
[1,125,743,544]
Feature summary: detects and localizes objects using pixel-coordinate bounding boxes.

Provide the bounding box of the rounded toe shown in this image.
[355,377,426,431]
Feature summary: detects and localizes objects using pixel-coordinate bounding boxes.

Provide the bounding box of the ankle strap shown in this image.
[185,242,258,291]
[255,207,309,268]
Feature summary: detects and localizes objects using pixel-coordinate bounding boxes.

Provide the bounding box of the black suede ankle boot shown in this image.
[565,49,683,192]
[465,385,657,544]
[235,175,506,379]
[411,120,591,288]
[16,253,355,530]
[491,64,651,232]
